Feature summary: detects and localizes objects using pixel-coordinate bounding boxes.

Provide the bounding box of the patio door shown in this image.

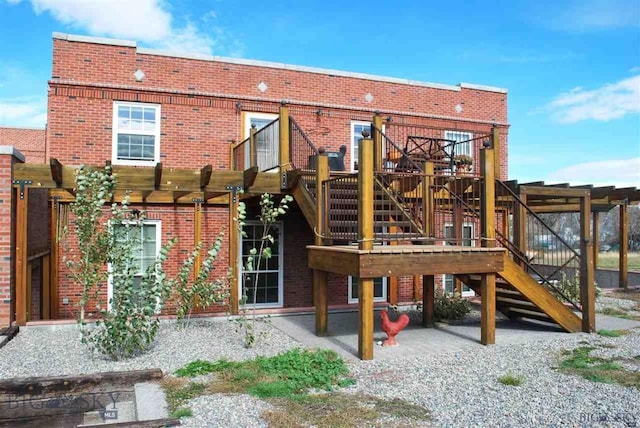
[443,223,475,296]
[239,221,283,308]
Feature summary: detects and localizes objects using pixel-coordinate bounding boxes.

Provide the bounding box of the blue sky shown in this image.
[0,0,638,187]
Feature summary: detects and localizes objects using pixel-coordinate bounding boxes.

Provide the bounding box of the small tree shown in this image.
[235,193,293,348]
[170,233,231,330]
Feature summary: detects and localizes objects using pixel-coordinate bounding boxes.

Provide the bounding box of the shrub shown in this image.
[552,271,601,304]
[433,289,471,321]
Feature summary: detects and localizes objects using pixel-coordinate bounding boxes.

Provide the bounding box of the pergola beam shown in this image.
[154,162,163,190]
[49,158,63,186]
[200,165,212,189]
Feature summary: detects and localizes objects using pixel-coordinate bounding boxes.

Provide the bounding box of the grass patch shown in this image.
[635,355,640,361]
[597,329,629,337]
[263,392,430,428]
[598,252,640,272]
[558,346,640,389]
[161,377,206,417]
[497,372,525,386]
[173,348,354,399]
[171,407,193,418]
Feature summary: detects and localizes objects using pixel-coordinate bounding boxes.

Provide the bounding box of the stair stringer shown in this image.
[497,257,582,332]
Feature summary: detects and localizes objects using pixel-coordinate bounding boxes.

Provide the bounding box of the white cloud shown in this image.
[0,97,47,128]
[547,75,640,123]
[547,158,640,188]
[7,0,243,56]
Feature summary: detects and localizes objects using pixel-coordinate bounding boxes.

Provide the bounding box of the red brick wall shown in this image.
[0,151,21,327]
[47,36,509,317]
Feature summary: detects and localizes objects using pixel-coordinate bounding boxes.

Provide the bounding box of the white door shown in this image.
[244,112,279,171]
[443,223,475,296]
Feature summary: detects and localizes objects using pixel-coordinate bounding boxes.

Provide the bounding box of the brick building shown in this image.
[3,32,511,324]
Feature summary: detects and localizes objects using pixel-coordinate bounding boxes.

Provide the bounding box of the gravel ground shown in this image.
[0,317,299,379]
[1,306,640,427]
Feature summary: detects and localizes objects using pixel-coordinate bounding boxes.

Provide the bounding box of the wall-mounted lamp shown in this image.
[235,102,243,113]
[130,209,141,220]
[315,108,323,116]
[386,116,393,123]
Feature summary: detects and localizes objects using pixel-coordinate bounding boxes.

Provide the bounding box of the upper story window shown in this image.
[350,121,371,172]
[243,112,279,171]
[112,102,161,166]
[444,130,473,157]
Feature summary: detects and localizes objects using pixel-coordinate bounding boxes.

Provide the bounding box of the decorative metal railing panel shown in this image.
[289,117,319,171]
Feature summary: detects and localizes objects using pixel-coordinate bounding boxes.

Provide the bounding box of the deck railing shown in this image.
[231,118,280,172]
[290,117,319,171]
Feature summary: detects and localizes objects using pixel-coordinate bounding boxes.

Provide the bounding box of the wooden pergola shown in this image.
[12,160,282,325]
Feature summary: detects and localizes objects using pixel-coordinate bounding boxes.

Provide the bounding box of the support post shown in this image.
[453,199,463,293]
[592,211,599,269]
[480,274,496,344]
[50,198,59,319]
[422,275,434,327]
[422,161,434,239]
[42,255,50,320]
[580,194,595,332]
[372,113,383,172]
[229,141,236,171]
[513,193,527,265]
[249,125,257,168]
[492,125,500,179]
[15,187,28,325]
[619,204,628,289]
[358,135,374,360]
[314,154,329,336]
[480,144,496,248]
[279,104,290,170]
[194,202,202,276]
[228,193,239,315]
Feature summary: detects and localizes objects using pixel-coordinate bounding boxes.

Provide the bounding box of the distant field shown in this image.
[598,252,640,272]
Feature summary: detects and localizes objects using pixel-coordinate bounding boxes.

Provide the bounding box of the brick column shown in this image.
[0,147,25,327]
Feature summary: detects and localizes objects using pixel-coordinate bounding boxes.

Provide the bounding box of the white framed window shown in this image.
[107,220,162,309]
[350,121,370,172]
[348,276,387,304]
[444,131,473,157]
[112,102,161,166]
[443,222,475,297]
[243,112,279,171]
[239,221,284,308]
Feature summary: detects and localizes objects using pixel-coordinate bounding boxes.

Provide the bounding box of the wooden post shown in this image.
[422,161,434,239]
[453,200,463,293]
[314,154,329,336]
[592,211,599,269]
[492,125,500,179]
[228,195,239,315]
[279,104,290,170]
[372,113,383,172]
[42,255,50,320]
[358,136,374,360]
[480,143,496,344]
[15,188,28,326]
[194,201,202,277]
[422,275,434,327]
[580,194,595,332]
[480,274,496,344]
[481,144,496,248]
[619,204,628,289]
[249,125,257,168]
[50,198,59,319]
[229,141,236,171]
[513,193,527,265]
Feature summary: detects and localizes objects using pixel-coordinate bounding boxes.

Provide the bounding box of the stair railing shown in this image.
[495,180,581,310]
[289,117,319,171]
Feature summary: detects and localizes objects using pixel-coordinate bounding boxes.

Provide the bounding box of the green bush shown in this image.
[433,290,471,321]
[552,271,601,304]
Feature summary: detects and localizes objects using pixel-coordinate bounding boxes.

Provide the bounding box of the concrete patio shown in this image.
[269,308,640,360]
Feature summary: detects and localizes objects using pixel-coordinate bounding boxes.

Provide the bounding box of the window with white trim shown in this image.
[444,130,473,157]
[443,223,475,296]
[107,220,162,309]
[112,102,161,165]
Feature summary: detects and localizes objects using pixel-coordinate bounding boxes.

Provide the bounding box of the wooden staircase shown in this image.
[457,256,582,332]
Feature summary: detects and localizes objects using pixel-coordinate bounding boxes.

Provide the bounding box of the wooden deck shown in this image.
[307,244,506,278]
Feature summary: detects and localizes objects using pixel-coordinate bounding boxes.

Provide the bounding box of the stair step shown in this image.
[496,296,540,311]
[504,307,554,323]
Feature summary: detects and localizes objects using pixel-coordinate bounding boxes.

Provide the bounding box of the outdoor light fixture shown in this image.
[130,209,141,219]
[235,102,243,113]
[386,116,393,123]
[315,108,323,116]
[483,139,491,148]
